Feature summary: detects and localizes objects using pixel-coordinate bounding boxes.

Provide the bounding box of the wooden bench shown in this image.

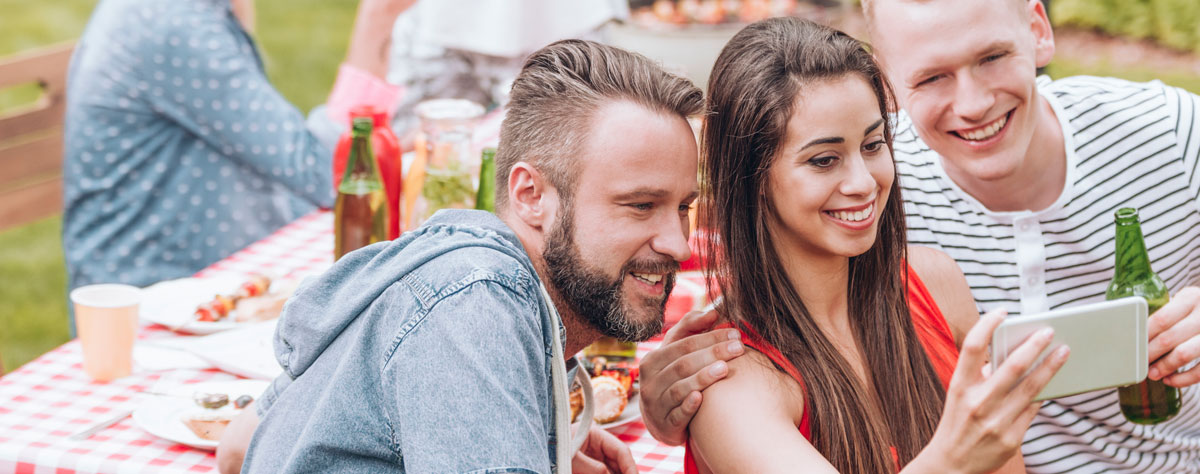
[0,42,75,233]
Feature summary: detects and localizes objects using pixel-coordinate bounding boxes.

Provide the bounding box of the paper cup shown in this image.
[70,284,141,382]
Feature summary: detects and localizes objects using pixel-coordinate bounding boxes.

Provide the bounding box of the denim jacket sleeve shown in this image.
[382,278,553,473]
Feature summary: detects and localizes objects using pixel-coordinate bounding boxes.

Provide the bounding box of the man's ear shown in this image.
[508,162,558,231]
[1029,0,1055,68]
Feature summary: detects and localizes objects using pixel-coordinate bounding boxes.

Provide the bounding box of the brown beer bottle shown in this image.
[1105,207,1181,424]
[334,117,388,260]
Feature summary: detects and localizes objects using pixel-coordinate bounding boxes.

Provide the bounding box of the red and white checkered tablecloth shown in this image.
[0,209,703,473]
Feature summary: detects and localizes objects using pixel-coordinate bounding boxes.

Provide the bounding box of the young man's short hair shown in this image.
[494,40,703,211]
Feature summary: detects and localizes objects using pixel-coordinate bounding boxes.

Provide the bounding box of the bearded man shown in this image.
[226,39,704,474]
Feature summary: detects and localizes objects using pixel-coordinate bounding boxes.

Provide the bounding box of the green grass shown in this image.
[0,217,69,370]
[1047,58,1200,95]
[255,0,360,113]
[0,0,357,372]
[0,0,96,111]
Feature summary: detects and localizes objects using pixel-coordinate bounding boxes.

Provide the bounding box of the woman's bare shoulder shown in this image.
[698,346,805,422]
[688,345,834,473]
[907,245,977,345]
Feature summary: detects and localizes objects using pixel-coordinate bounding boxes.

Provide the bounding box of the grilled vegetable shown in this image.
[194,392,229,409]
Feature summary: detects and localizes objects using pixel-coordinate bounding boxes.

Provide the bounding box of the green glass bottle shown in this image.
[334,117,388,260]
[1105,207,1181,424]
[475,147,496,213]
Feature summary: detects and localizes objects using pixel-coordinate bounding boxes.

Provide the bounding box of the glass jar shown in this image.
[403,99,486,229]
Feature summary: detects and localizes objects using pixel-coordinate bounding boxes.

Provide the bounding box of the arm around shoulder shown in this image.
[908,245,978,346]
[688,350,836,474]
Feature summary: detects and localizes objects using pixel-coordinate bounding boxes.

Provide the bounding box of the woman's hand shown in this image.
[907,309,1069,474]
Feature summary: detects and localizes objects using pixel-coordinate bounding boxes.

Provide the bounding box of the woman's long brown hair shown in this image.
[700,17,945,473]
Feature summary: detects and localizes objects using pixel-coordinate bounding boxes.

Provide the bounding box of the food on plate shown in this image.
[236,274,271,299]
[194,294,236,322]
[182,411,238,441]
[194,392,230,409]
[194,274,272,322]
[590,376,629,424]
[570,387,584,423]
[181,392,255,441]
[568,352,642,424]
[637,0,802,26]
[233,292,290,323]
[192,274,300,324]
[586,356,638,396]
[234,395,254,409]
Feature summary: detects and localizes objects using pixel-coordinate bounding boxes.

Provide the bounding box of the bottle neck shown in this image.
[476,153,495,212]
[1113,220,1154,282]
[340,132,381,193]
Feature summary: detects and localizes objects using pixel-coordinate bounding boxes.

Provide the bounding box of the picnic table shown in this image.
[0,210,701,473]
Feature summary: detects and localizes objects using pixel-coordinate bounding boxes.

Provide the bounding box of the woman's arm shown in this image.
[343,0,418,80]
[908,245,1029,474]
[688,350,837,474]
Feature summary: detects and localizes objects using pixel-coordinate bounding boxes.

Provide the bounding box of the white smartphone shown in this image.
[990,296,1148,401]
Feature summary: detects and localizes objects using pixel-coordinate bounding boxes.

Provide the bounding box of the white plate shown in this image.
[140,276,245,334]
[185,320,283,380]
[599,393,641,431]
[132,380,269,451]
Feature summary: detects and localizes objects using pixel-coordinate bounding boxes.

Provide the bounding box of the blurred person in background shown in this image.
[321,0,630,144]
[62,0,412,320]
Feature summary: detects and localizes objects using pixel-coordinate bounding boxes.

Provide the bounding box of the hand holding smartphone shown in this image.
[990,297,1148,401]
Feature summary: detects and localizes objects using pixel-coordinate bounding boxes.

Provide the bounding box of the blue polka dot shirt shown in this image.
[63,0,336,291]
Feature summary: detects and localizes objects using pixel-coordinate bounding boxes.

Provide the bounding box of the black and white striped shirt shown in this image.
[896,75,1200,473]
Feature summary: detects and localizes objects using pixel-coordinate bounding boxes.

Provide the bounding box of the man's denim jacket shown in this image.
[242,210,568,473]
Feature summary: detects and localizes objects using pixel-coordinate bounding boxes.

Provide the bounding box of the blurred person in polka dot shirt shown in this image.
[62,0,413,325]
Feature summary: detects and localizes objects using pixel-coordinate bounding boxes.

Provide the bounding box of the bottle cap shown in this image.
[349,105,389,128]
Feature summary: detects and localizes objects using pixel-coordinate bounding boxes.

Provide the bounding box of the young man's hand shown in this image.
[638,308,744,445]
[572,426,636,474]
[1147,287,1200,386]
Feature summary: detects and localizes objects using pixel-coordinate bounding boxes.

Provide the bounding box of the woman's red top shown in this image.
[682,264,959,473]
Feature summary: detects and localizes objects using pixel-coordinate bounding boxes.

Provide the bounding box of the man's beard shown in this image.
[542,207,677,342]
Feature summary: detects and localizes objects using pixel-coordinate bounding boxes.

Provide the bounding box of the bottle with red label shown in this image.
[334,105,402,239]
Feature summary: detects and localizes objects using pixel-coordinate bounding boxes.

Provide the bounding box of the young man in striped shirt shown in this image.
[867,0,1200,471]
[640,0,1200,471]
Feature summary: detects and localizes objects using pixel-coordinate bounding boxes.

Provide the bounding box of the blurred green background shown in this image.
[1053,0,1200,54]
[0,0,358,371]
[1,0,1199,372]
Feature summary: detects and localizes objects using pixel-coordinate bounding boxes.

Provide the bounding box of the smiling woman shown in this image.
[681,16,1066,474]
